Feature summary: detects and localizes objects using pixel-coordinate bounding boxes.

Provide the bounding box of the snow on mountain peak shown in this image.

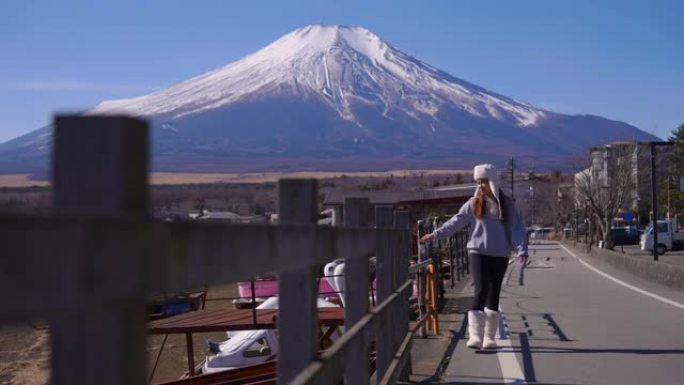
[253,25,386,61]
[89,24,546,127]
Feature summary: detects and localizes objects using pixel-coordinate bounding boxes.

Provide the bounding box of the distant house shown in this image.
[322,183,477,226]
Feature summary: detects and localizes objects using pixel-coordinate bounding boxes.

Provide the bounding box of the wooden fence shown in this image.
[0,116,432,385]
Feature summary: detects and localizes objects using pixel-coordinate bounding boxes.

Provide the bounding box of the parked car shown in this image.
[610,227,642,246]
[640,219,684,254]
[528,227,553,240]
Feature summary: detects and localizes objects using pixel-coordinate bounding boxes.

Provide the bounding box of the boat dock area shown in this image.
[2,116,428,385]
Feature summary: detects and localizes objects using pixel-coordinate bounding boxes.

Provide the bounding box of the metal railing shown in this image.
[417,216,470,304]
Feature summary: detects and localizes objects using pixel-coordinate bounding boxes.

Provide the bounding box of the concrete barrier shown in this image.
[566,242,684,291]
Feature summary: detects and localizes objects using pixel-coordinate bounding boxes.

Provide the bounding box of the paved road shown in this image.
[433,242,684,385]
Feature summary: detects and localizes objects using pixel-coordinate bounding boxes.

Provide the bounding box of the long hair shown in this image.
[473,188,507,221]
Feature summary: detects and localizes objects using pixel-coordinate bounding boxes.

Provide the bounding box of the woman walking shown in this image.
[420,164,528,349]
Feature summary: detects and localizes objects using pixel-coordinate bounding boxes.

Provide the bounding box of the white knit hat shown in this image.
[473,163,503,218]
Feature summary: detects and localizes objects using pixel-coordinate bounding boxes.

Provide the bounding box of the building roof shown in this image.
[323,183,476,205]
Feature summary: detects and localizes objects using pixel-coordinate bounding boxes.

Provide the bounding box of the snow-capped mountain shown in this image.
[0,25,659,174]
[89,25,545,127]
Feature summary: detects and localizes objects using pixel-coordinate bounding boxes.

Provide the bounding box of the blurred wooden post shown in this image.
[394,211,410,292]
[51,115,149,385]
[394,210,412,381]
[344,197,370,385]
[277,179,319,384]
[374,205,395,382]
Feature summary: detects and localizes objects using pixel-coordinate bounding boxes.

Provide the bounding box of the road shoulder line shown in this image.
[496,310,527,384]
[560,243,684,309]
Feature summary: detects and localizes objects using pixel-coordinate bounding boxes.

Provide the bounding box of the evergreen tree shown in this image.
[667,123,684,222]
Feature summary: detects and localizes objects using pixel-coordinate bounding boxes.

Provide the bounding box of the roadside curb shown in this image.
[564,242,684,291]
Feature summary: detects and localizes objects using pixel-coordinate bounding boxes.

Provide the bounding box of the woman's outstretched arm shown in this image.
[420,200,473,243]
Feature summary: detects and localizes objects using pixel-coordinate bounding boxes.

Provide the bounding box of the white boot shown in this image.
[466,310,485,349]
[483,308,500,349]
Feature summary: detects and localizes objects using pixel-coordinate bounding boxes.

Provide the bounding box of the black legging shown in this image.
[470,253,509,311]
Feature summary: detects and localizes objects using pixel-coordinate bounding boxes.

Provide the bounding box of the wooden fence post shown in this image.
[374,206,395,382]
[344,197,370,385]
[51,115,149,385]
[277,179,319,384]
[393,210,412,381]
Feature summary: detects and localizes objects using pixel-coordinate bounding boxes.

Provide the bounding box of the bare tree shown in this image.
[575,143,637,248]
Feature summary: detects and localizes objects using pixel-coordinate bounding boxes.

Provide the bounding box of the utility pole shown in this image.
[509,157,515,199]
[667,175,671,218]
[529,168,536,226]
[651,143,659,260]
[584,202,588,244]
[556,188,563,236]
[649,141,674,261]
[574,206,579,242]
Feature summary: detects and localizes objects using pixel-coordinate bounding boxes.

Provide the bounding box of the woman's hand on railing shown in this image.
[518,254,529,266]
[419,233,434,243]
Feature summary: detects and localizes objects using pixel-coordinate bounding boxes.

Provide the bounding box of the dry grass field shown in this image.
[149,169,468,185]
[0,174,49,188]
[0,169,468,188]
[0,283,243,385]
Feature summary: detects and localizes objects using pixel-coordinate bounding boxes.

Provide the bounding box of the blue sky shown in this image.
[1,0,682,143]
